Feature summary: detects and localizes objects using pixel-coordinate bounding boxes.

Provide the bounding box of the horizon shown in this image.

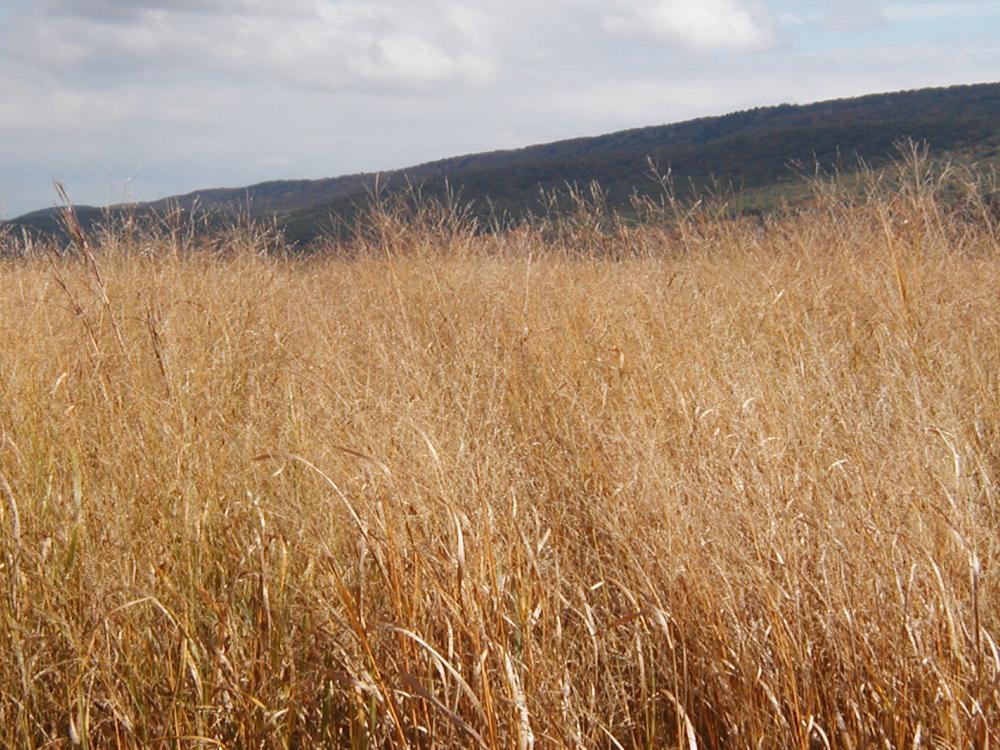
[2,0,1000,218]
[13,80,997,219]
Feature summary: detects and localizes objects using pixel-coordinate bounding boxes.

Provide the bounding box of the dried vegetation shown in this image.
[1,155,999,747]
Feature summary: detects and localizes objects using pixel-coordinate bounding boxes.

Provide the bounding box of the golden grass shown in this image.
[1,168,999,747]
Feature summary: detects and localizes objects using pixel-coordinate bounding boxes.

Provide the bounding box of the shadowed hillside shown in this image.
[7,81,1000,243]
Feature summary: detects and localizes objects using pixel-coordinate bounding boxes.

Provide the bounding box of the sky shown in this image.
[1,0,999,217]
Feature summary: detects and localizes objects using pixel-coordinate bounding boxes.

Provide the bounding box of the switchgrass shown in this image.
[1,161,999,748]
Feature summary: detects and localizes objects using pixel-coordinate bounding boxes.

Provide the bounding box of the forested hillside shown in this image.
[8,82,1000,243]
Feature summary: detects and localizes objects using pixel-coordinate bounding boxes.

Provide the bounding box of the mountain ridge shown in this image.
[8,81,1000,242]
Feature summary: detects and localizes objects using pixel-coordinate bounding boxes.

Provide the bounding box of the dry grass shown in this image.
[1,163,1000,748]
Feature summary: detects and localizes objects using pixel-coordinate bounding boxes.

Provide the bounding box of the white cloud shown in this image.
[602,0,777,51]
[39,0,312,22]
[365,35,458,85]
[1,0,496,92]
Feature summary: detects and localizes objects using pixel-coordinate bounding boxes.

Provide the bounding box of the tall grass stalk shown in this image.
[0,163,999,747]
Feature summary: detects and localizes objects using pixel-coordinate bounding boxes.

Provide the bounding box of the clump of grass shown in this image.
[0,155,999,748]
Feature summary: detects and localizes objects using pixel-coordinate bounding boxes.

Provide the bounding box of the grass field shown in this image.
[1,162,999,747]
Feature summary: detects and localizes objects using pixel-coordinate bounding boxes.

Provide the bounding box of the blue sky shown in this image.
[1,0,998,217]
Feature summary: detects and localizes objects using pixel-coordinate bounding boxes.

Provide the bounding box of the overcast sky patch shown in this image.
[0,0,998,216]
[603,0,778,51]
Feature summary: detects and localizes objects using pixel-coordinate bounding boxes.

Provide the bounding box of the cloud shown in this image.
[38,0,302,23]
[602,0,777,51]
[1,0,496,92]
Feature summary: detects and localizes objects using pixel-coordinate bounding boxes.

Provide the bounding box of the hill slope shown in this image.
[8,82,1000,243]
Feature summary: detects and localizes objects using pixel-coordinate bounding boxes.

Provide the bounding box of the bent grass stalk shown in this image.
[0,164,998,747]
